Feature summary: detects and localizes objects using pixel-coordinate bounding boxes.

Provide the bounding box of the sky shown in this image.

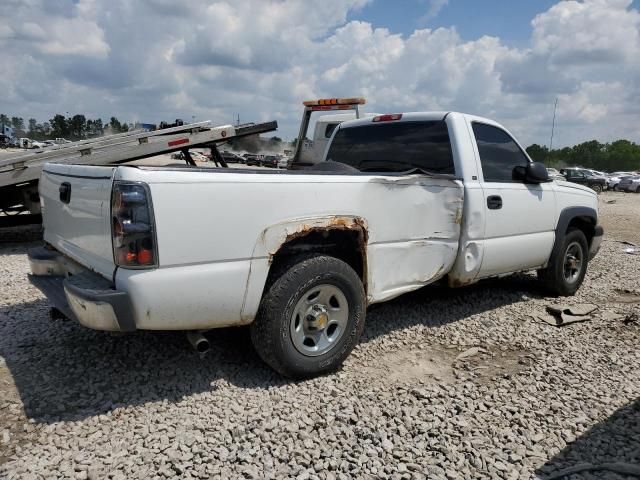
[1,0,639,147]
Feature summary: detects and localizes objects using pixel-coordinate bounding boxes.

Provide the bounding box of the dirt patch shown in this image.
[598,192,640,245]
[358,345,531,386]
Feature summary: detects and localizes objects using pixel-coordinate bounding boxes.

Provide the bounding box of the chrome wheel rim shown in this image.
[563,241,583,284]
[290,284,349,357]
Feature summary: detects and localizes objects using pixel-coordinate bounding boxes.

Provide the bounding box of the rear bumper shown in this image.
[589,225,604,261]
[28,247,136,332]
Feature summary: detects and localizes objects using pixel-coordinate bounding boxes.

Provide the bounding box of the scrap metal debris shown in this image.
[623,312,639,324]
[533,304,598,326]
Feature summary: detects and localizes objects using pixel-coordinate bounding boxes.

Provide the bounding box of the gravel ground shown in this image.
[1,191,639,480]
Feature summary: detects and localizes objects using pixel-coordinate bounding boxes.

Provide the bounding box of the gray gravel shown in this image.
[1,191,639,479]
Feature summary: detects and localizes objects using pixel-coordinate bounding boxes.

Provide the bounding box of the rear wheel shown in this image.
[250,255,366,379]
[538,228,589,296]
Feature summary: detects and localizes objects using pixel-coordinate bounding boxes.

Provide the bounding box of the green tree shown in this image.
[49,114,70,139]
[68,114,87,139]
[606,140,638,172]
[93,118,103,136]
[28,118,37,136]
[109,116,122,132]
[11,117,25,136]
[525,144,549,163]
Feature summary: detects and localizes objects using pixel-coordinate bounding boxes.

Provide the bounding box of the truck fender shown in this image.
[547,206,597,265]
[240,215,368,323]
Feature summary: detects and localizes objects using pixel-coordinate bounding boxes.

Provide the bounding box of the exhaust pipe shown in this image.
[186,331,210,355]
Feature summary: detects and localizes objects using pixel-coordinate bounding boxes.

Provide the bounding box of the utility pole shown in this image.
[549,97,558,153]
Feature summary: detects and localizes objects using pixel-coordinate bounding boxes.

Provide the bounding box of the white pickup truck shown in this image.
[29,111,603,378]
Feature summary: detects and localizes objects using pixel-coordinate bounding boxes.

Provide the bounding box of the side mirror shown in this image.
[525,162,550,183]
[512,165,526,181]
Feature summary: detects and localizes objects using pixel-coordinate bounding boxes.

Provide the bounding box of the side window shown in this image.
[472,123,530,183]
[324,123,339,139]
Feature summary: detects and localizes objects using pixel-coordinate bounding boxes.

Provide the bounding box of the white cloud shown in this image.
[420,0,449,23]
[0,0,638,147]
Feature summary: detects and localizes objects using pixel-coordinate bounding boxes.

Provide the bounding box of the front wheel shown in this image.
[538,228,589,296]
[250,255,366,379]
[591,184,602,193]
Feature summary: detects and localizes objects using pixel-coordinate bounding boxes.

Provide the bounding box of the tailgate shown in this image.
[40,163,116,279]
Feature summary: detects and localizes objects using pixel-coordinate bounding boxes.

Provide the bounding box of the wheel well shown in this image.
[269,227,367,291]
[567,216,596,246]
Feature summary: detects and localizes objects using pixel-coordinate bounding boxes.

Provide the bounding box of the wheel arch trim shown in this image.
[549,206,597,264]
[240,215,369,323]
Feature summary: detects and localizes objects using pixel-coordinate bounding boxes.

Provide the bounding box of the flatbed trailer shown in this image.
[0,120,277,227]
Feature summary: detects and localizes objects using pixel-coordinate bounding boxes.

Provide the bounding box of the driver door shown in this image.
[470,122,556,278]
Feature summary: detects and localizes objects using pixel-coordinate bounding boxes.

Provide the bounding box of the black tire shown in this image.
[250,255,366,379]
[591,183,602,193]
[538,228,589,296]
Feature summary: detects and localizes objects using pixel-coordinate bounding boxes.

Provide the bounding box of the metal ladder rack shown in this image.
[0,120,278,227]
[0,121,277,188]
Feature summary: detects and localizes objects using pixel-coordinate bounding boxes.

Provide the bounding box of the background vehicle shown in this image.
[29,110,603,379]
[244,154,263,166]
[546,168,565,181]
[560,168,607,193]
[277,155,290,169]
[618,175,640,192]
[290,98,378,167]
[220,151,244,164]
[262,155,279,168]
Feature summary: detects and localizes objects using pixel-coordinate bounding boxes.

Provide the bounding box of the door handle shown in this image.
[487,195,502,210]
[59,182,71,204]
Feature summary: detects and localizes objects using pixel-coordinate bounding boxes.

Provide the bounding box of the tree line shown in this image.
[0,113,130,141]
[526,140,639,172]
[1,111,638,171]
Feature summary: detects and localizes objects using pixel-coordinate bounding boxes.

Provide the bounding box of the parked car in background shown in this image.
[546,168,565,181]
[220,151,244,164]
[245,154,263,166]
[607,172,634,191]
[277,155,291,169]
[618,175,640,193]
[585,169,606,178]
[560,168,607,193]
[262,155,279,168]
[169,151,209,163]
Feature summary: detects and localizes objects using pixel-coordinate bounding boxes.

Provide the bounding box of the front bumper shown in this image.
[589,225,604,261]
[28,247,136,332]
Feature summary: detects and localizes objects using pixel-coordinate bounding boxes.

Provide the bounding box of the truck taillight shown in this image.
[111,182,157,268]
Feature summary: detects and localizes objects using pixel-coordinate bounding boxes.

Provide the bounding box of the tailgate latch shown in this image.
[59,182,71,204]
